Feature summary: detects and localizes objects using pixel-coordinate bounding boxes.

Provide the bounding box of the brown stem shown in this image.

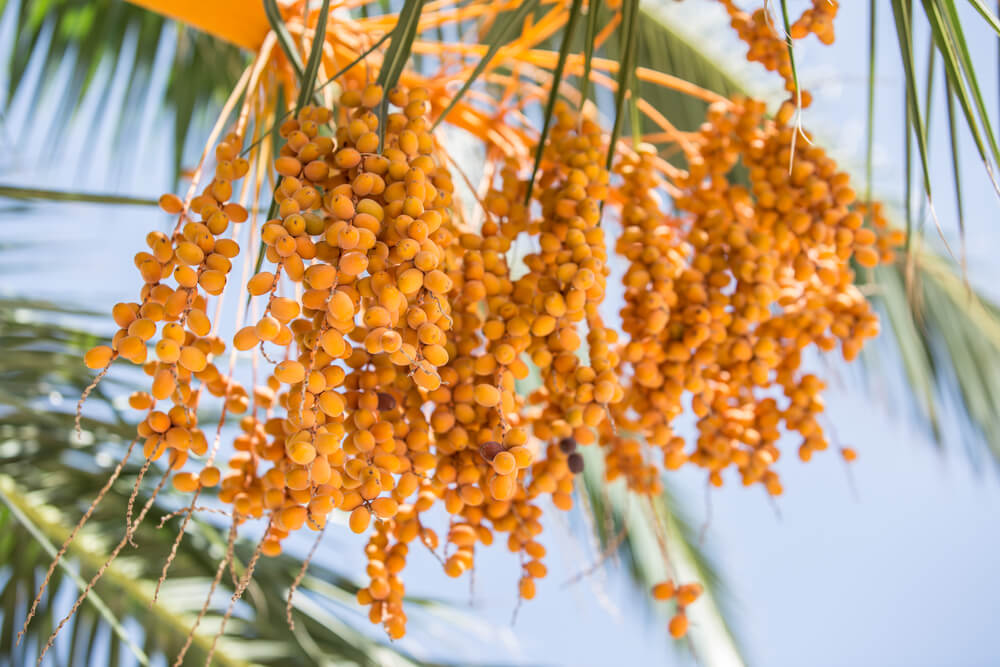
[151,486,203,606]
[172,519,238,667]
[16,435,139,647]
[36,467,171,665]
[75,363,112,438]
[286,523,327,629]
[125,455,155,546]
[202,523,270,667]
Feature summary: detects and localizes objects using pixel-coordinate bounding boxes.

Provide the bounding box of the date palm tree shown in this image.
[2,1,999,665]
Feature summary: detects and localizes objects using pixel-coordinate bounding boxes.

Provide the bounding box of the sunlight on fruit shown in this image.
[25,0,912,660]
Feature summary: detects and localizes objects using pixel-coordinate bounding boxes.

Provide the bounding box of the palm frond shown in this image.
[0,183,159,206]
[873,253,1000,464]
[881,0,1000,253]
[634,3,746,131]
[579,448,746,666]
[0,0,247,178]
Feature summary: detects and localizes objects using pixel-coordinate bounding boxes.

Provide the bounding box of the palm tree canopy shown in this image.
[2,1,1000,666]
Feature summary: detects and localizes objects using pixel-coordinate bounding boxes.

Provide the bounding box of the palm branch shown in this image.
[0,0,246,178]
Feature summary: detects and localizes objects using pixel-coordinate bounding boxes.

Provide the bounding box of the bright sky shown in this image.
[1,1,999,666]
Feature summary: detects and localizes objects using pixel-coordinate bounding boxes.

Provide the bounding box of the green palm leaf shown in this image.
[0,0,247,178]
[0,183,159,206]
[580,448,746,666]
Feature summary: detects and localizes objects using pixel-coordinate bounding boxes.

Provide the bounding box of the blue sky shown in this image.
[1,1,999,666]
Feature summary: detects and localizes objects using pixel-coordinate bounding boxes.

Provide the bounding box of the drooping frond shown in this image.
[580,448,747,666]
[0,0,248,177]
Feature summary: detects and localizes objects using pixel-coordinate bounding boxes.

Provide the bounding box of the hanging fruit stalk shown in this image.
[25,0,905,661]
